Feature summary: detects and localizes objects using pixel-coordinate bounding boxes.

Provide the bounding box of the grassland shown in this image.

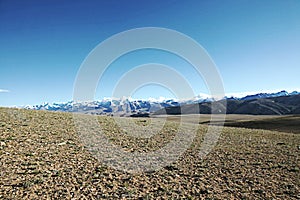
[0,108,299,199]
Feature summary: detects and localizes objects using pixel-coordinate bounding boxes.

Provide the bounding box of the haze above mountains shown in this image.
[24,90,300,116]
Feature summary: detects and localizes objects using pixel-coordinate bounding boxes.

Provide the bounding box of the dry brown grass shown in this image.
[0,108,299,199]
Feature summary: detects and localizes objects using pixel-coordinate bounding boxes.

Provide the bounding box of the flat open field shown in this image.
[0,108,299,199]
[153,114,300,134]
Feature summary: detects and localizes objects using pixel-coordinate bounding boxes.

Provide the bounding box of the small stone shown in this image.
[58,142,67,146]
[0,141,6,146]
[289,167,299,172]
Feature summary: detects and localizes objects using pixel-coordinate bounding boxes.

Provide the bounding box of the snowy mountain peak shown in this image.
[241,90,290,101]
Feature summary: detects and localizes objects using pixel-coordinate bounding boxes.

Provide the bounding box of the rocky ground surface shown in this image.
[0,108,299,199]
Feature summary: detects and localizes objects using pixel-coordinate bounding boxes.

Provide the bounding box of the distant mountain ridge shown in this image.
[238,90,295,101]
[25,90,300,116]
[155,94,300,115]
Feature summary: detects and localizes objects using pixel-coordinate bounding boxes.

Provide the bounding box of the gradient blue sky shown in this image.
[0,0,299,106]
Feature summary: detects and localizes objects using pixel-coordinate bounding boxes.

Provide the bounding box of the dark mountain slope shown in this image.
[153,94,300,115]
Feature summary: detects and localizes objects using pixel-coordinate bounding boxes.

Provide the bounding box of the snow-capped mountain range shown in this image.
[24,90,300,116]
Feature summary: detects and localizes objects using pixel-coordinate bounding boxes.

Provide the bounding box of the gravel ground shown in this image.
[0,108,299,199]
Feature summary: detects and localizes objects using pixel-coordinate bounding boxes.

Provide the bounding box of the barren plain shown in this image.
[0,108,299,199]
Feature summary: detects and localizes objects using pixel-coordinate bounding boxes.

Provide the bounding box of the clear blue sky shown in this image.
[0,0,299,106]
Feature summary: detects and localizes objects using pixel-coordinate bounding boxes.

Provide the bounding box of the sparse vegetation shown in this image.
[0,107,299,199]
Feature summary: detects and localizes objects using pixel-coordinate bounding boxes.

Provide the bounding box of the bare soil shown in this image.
[154,114,300,134]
